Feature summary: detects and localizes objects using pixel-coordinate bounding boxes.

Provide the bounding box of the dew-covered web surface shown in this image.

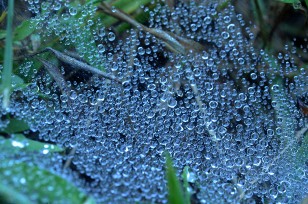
[2,0,308,203]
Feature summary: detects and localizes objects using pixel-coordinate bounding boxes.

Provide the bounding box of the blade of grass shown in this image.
[1,118,29,134]
[44,47,122,83]
[13,19,38,41]
[99,2,206,54]
[0,10,6,23]
[0,183,32,204]
[165,153,186,204]
[1,0,14,109]
[99,0,151,28]
[277,0,298,3]
[0,161,95,204]
[0,133,64,154]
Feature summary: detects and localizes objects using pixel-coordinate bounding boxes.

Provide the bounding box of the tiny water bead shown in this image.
[137,47,145,55]
[167,97,177,108]
[250,72,257,80]
[69,7,78,16]
[209,101,218,109]
[107,32,116,41]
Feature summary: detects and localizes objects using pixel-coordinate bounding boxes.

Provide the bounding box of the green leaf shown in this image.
[11,74,29,90]
[113,0,152,12]
[101,0,152,28]
[2,119,29,134]
[0,30,6,40]
[0,182,32,204]
[0,134,63,154]
[13,19,38,41]
[217,0,231,11]
[11,74,24,87]
[0,161,95,204]
[0,11,7,23]
[277,0,305,10]
[277,0,298,3]
[165,153,186,204]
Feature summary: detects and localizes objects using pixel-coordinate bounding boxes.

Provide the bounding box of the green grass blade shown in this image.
[0,161,95,204]
[0,183,32,204]
[2,119,29,134]
[1,0,14,109]
[0,133,64,154]
[13,19,38,41]
[165,154,186,204]
[277,0,298,3]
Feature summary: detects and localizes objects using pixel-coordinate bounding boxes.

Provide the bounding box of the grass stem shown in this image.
[1,0,14,109]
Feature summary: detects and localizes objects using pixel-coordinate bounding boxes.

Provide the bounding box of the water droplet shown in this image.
[53,2,61,10]
[69,7,77,16]
[250,73,257,80]
[107,32,116,41]
[62,13,70,20]
[209,101,218,109]
[271,84,280,92]
[138,47,145,55]
[203,16,211,25]
[69,90,77,100]
[221,31,229,39]
[227,24,236,32]
[98,28,106,37]
[167,97,177,108]
[187,171,197,183]
[238,58,244,65]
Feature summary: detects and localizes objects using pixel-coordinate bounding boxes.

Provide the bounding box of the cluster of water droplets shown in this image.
[2,0,308,203]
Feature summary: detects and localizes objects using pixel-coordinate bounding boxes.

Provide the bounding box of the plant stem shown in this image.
[98,2,206,54]
[45,47,122,84]
[1,0,14,109]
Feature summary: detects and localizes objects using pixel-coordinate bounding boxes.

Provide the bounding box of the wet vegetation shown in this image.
[0,0,308,203]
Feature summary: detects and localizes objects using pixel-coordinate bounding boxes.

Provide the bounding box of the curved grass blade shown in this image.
[0,183,32,204]
[1,118,29,134]
[0,133,63,154]
[13,19,38,41]
[45,47,122,84]
[165,153,186,204]
[0,161,95,204]
[0,10,7,24]
[99,2,206,54]
[100,0,152,28]
[1,0,13,109]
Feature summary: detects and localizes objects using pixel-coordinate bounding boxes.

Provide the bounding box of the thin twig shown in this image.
[16,47,122,84]
[98,2,206,54]
[13,49,49,60]
[45,47,122,84]
[63,147,76,169]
